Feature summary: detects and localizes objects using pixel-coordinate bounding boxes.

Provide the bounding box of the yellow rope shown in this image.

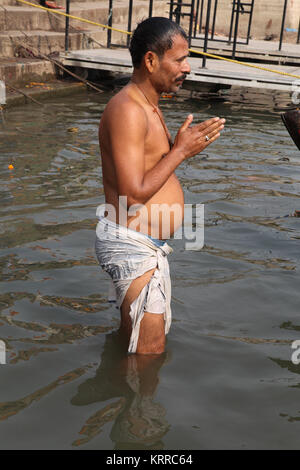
[15,0,131,35]
[14,0,300,80]
[189,48,300,80]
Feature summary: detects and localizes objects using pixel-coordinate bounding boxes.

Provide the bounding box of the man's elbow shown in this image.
[127,194,146,209]
[118,190,146,209]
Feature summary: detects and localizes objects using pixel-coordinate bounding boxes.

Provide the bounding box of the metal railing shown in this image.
[169,0,196,47]
[169,0,253,65]
[65,0,70,51]
[279,0,300,50]
[107,0,154,48]
[63,0,300,58]
[192,0,255,45]
[64,0,154,51]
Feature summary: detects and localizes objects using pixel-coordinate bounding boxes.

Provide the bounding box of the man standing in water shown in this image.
[95,17,225,355]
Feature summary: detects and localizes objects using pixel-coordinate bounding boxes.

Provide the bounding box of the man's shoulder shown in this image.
[104,87,147,122]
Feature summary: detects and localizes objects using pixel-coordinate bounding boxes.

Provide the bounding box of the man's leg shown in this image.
[120,268,166,355]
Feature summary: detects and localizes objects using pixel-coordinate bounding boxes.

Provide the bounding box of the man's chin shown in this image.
[161,82,184,94]
[170,82,183,92]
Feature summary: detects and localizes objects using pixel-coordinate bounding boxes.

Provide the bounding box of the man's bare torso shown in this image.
[99,83,184,239]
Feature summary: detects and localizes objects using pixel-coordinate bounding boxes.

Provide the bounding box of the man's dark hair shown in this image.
[129,17,188,68]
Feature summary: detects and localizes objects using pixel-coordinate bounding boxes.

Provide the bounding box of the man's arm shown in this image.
[102,101,225,207]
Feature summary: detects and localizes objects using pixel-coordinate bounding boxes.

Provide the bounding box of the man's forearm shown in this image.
[121,116,224,207]
[127,146,185,206]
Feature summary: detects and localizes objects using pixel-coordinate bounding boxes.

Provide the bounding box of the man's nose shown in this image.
[182,58,191,74]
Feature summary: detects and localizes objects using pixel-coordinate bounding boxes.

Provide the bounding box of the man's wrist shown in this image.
[164,146,185,165]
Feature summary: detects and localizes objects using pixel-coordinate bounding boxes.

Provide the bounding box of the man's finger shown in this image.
[196,117,221,132]
[179,114,193,133]
[205,122,225,140]
[204,132,220,146]
[200,119,225,137]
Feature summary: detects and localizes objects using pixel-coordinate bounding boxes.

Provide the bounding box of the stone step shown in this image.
[1,0,19,5]
[6,81,87,109]
[0,1,167,32]
[2,0,141,6]
[0,57,56,86]
[9,0,136,5]
[0,0,167,87]
[0,25,128,57]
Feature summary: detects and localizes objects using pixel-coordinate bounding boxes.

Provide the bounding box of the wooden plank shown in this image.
[188,75,294,92]
[60,48,299,93]
[191,35,300,65]
[61,58,132,73]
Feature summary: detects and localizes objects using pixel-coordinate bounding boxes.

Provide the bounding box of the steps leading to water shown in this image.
[0,57,55,86]
[1,1,167,33]
[0,0,167,86]
[0,25,127,58]
[0,2,152,32]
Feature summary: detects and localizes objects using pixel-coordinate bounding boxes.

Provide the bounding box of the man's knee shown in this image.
[119,267,166,354]
[136,312,166,355]
[120,267,157,331]
[121,267,156,315]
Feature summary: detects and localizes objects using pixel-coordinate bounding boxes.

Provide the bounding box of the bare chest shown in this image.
[143,109,172,169]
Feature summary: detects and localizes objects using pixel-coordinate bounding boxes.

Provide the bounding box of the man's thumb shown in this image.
[179,114,193,133]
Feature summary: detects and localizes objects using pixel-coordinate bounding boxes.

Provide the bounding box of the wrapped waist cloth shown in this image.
[95,216,173,353]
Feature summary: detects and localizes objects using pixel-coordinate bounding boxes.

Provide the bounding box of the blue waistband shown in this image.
[146,234,166,247]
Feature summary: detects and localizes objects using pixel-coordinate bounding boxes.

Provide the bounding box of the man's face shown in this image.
[154,34,191,93]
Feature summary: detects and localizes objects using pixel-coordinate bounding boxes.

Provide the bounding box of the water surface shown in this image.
[0,88,300,450]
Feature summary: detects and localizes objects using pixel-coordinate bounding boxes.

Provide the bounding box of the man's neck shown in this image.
[130,74,160,107]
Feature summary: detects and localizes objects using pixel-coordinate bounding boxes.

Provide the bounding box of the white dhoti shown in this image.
[95,216,173,353]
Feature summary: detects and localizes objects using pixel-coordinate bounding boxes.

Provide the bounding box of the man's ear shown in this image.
[144,51,159,73]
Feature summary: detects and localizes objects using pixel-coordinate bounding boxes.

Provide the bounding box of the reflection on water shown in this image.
[0,366,90,422]
[71,331,169,449]
[1,88,300,449]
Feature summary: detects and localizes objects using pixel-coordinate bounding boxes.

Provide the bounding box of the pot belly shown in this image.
[127,174,184,239]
